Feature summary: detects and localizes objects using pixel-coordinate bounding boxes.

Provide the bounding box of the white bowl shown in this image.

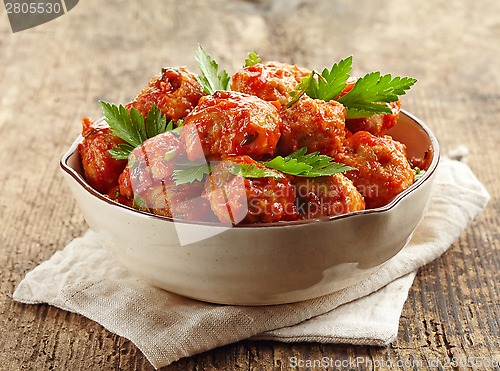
[60,110,439,305]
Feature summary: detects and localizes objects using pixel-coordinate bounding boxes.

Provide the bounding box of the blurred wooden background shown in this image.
[0,0,498,369]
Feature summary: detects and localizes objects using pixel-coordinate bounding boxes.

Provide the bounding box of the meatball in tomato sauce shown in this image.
[203,156,297,224]
[278,96,346,156]
[117,132,215,221]
[118,131,183,198]
[79,117,127,194]
[335,131,414,209]
[181,91,281,161]
[127,67,205,121]
[293,174,365,219]
[131,181,215,221]
[231,61,310,105]
[345,101,401,137]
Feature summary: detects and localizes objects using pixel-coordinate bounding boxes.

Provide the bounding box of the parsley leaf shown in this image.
[290,57,416,118]
[229,163,281,179]
[171,148,354,185]
[171,119,184,134]
[263,147,356,177]
[244,51,261,67]
[286,71,315,108]
[100,101,175,160]
[337,72,417,119]
[101,101,146,148]
[195,44,230,94]
[108,143,136,160]
[172,163,213,185]
[145,104,169,138]
[263,148,312,175]
[307,56,352,102]
[132,194,148,211]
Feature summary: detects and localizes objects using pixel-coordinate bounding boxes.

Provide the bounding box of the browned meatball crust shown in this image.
[231,61,310,104]
[278,96,347,156]
[335,131,414,209]
[181,91,281,161]
[79,117,127,194]
[127,67,205,121]
[118,131,183,197]
[116,131,215,221]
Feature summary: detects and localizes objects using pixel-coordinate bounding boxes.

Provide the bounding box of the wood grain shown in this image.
[0,0,498,369]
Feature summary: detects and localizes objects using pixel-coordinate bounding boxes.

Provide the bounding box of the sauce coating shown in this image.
[127,67,205,121]
[278,96,346,156]
[117,132,214,221]
[335,131,414,208]
[181,91,281,161]
[231,61,310,104]
[79,117,127,194]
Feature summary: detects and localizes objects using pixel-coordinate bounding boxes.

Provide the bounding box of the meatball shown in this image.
[181,91,281,161]
[79,117,127,194]
[293,174,365,219]
[231,61,310,104]
[203,156,297,224]
[278,96,347,156]
[127,67,205,121]
[335,131,414,208]
[117,132,214,221]
[134,181,215,221]
[345,101,401,136]
[119,131,184,197]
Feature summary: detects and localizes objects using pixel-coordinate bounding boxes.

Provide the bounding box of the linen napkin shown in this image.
[13,155,489,369]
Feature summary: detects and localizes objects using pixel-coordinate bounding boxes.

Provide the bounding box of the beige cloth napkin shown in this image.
[13,156,489,369]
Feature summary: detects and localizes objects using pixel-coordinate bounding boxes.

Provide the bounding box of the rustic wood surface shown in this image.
[0,0,498,370]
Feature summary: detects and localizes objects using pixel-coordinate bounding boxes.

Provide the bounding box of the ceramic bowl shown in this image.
[60,110,439,305]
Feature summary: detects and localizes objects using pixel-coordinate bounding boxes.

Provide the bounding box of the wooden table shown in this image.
[1,0,498,369]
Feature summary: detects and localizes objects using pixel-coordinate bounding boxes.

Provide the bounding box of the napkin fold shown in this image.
[13,156,489,369]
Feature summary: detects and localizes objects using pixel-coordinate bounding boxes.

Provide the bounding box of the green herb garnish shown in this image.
[172,163,213,185]
[338,72,416,119]
[173,147,355,185]
[108,144,136,161]
[101,101,175,160]
[306,56,352,102]
[287,57,416,119]
[101,102,146,149]
[263,147,356,177]
[244,51,261,67]
[145,104,170,138]
[286,71,315,108]
[229,163,281,179]
[132,194,148,211]
[195,44,230,95]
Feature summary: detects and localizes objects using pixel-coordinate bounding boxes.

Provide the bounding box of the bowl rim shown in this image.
[60,109,440,228]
